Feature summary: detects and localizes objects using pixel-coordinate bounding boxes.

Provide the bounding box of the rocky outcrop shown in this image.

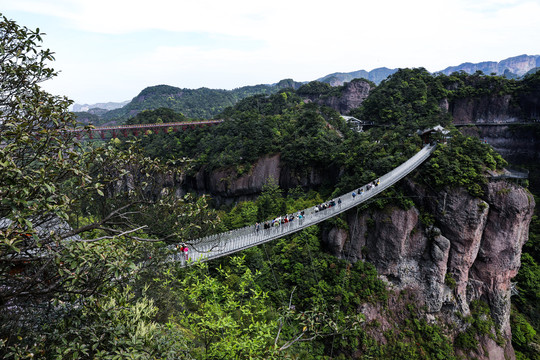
[323,179,535,358]
[448,95,521,125]
[439,54,540,77]
[470,182,534,334]
[194,154,281,198]
[189,154,340,203]
[309,80,373,115]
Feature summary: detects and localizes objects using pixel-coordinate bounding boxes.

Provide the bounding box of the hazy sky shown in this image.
[1,0,539,105]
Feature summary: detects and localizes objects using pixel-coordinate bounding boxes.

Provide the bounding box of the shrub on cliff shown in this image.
[351,68,452,130]
[511,309,539,360]
[421,131,507,196]
[441,70,518,99]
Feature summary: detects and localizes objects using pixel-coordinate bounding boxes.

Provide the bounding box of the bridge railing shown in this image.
[489,167,529,180]
[176,143,437,265]
[66,120,224,133]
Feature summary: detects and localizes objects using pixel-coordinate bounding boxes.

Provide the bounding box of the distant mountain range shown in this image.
[73,101,130,112]
[317,67,397,86]
[73,54,539,120]
[315,54,540,87]
[439,54,540,77]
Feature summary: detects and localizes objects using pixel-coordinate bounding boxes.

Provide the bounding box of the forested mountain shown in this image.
[113,69,540,359]
[72,100,129,112]
[3,14,539,359]
[317,54,540,87]
[74,55,539,128]
[99,81,303,122]
[317,67,398,86]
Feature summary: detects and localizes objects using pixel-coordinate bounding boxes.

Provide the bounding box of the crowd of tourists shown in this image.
[254,178,382,234]
[352,178,380,199]
[180,177,382,263]
[258,210,306,231]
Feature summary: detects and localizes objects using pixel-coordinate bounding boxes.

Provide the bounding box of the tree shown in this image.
[0,14,220,356]
[256,178,287,221]
[353,68,451,130]
[0,13,86,313]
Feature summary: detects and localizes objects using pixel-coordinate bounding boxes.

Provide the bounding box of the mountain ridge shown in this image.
[439,54,540,77]
[74,54,540,120]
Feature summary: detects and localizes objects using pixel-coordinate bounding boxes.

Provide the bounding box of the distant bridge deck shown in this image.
[488,168,529,180]
[67,120,224,139]
[454,121,540,127]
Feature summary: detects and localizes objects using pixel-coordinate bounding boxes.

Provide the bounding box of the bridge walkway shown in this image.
[179,143,437,265]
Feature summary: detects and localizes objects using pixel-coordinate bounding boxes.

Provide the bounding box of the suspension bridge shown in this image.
[453,121,540,127]
[177,143,437,265]
[67,120,223,140]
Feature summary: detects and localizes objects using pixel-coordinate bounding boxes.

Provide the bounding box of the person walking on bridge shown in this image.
[183,244,189,262]
[178,244,184,262]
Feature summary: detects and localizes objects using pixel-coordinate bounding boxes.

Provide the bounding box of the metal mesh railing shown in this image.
[174,144,437,265]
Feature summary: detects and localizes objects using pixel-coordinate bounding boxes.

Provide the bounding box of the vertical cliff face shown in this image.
[448,95,521,125]
[459,125,540,164]
[444,78,540,164]
[186,154,340,204]
[306,79,373,115]
[323,180,535,359]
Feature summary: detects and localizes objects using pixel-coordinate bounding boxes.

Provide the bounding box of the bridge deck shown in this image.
[177,144,437,265]
[67,120,224,133]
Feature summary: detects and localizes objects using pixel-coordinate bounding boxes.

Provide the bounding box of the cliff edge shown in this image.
[323,179,535,359]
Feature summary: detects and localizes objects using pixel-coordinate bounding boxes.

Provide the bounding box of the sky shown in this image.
[1,0,539,105]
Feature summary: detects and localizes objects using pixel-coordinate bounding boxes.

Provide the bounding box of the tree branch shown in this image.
[76,225,148,242]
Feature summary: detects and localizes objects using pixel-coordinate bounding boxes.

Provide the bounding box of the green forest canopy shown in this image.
[2,12,540,359]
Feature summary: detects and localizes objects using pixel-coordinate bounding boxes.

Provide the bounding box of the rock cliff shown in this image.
[439,54,540,77]
[186,154,340,204]
[459,124,540,164]
[307,79,373,115]
[446,95,521,125]
[444,83,540,164]
[323,179,535,359]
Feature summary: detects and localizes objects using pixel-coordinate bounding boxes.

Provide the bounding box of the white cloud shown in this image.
[2,0,539,103]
